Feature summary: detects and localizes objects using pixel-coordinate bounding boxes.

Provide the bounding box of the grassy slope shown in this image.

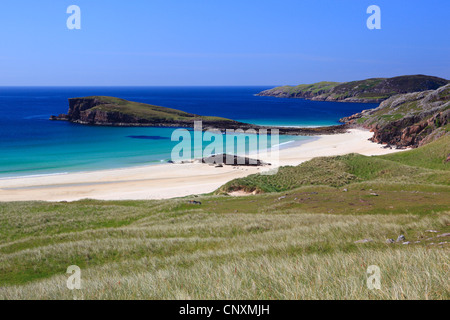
[380,135,450,170]
[76,96,237,123]
[0,137,449,299]
[0,192,448,299]
[275,82,340,96]
[218,135,450,194]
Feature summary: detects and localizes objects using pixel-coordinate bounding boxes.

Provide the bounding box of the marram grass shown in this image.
[0,135,449,300]
[0,199,448,299]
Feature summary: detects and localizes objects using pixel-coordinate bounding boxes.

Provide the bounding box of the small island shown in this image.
[50,96,349,135]
[50,96,243,129]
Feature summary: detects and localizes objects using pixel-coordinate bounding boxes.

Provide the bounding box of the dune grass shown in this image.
[0,137,448,300]
[381,134,450,170]
[218,135,449,194]
[0,185,448,299]
[217,154,450,194]
[0,198,448,299]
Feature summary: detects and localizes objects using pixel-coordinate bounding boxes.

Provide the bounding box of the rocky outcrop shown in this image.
[202,154,269,166]
[340,84,450,148]
[369,110,449,147]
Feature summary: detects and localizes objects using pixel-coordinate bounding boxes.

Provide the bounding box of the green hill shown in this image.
[258,75,449,103]
[380,134,450,170]
[217,135,450,194]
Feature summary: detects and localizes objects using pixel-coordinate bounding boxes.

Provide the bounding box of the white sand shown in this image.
[0,129,403,202]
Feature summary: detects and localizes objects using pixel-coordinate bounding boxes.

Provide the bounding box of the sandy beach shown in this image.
[0,129,404,202]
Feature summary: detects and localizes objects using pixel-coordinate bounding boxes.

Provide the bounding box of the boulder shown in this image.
[354,239,373,244]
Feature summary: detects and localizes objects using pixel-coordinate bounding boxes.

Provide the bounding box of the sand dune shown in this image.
[0,129,403,202]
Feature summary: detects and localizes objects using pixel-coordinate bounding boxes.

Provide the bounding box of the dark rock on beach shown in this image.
[202,154,268,166]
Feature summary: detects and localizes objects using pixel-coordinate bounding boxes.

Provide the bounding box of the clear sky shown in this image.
[0,0,449,86]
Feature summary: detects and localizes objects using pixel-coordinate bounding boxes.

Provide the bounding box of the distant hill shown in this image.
[258,75,449,103]
[341,84,450,147]
[50,96,242,128]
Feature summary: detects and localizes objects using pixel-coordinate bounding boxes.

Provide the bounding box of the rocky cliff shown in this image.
[340,84,450,148]
[258,75,449,103]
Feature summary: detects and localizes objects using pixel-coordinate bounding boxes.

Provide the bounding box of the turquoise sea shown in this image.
[0,87,378,178]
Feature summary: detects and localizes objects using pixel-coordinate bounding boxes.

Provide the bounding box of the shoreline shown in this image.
[0,135,313,181]
[0,129,404,202]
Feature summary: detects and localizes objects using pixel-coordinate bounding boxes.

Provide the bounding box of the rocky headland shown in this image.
[257,75,448,103]
[340,84,450,148]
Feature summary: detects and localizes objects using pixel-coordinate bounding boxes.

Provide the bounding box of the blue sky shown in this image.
[0,0,449,86]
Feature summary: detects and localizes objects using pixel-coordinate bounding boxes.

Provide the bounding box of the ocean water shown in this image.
[0,87,377,178]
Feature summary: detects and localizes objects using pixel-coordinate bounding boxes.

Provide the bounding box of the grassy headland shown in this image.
[258,75,449,103]
[50,96,241,128]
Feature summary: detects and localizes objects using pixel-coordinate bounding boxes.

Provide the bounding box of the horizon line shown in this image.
[0,85,281,88]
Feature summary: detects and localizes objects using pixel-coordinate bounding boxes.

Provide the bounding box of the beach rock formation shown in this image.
[340,84,450,148]
[202,154,269,166]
